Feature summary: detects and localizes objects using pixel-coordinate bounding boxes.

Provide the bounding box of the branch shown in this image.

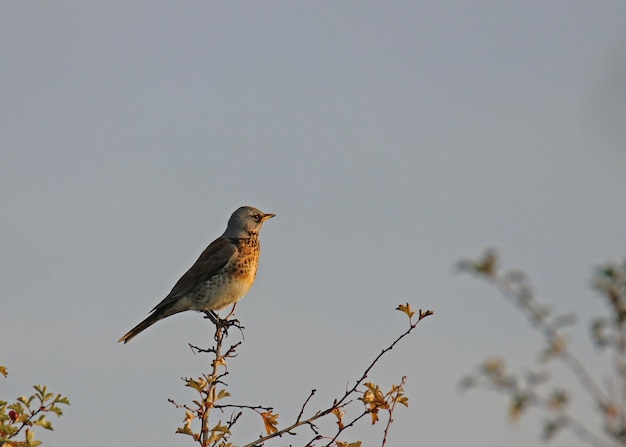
[381,376,406,447]
[467,380,614,447]
[489,274,610,406]
[241,307,433,447]
[336,308,432,409]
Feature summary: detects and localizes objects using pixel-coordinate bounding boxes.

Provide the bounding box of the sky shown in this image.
[2,2,626,446]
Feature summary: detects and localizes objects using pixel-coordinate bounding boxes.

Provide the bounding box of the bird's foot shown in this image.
[203,311,245,338]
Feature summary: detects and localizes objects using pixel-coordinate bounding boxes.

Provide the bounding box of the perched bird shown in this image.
[118,206,275,343]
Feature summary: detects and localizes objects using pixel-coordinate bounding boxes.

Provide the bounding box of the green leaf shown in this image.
[54,394,70,406]
[216,389,231,401]
[34,416,54,431]
[48,406,64,417]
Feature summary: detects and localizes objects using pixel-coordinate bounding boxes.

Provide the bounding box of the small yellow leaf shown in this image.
[0,366,8,377]
[396,303,416,319]
[211,422,231,434]
[369,408,379,424]
[213,357,227,368]
[337,442,362,447]
[184,410,195,423]
[185,377,207,392]
[331,407,345,429]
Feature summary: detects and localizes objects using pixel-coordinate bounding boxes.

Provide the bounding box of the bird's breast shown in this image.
[192,237,261,311]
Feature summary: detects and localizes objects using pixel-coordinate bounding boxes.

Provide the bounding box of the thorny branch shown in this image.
[170,304,433,447]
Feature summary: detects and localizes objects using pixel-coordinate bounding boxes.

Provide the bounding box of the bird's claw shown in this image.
[203,311,245,339]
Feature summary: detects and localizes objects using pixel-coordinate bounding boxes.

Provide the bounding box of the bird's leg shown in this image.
[224,304,244,332]
[225,303,237,320]
[203,310,219,324]
[203,307,244,338]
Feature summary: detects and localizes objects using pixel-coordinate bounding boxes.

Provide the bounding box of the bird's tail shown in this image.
[118,312,166,344]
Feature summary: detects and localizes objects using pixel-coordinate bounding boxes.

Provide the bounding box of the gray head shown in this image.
[223,206,275,238]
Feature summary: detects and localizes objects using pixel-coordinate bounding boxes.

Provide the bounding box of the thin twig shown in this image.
[382,376,406,447]
[214,404,273,412]
[297,390,317,423]
[335,313,426,408]
[323,411,370,447]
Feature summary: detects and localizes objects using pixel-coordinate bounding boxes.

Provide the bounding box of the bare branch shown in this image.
[297,390,317,423]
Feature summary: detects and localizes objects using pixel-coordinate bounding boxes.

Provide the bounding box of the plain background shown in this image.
[2,2,626,446]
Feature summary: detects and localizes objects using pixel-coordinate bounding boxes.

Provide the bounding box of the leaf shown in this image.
[396,303,415,319]
[213,357,227,368]
[34,417,53,431]
[208,421,231,444]
[34,385,50,402]
[176,425,196,438]
[185,377,207,393]
[369,408,380,424]
[54,394,70,406]
[216,389,231,401]
[336,442,362,447]
[26,427,35,442]
[176,411,197,439]
[509,394,529,423]
[211,422,231,434]
[360,383,387,410]
[48,406,64,417]
[0,366,7,378]
[331,407,345,429]
[260,410,279,435]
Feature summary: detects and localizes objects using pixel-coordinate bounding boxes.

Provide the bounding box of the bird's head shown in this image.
[224,206,275,238]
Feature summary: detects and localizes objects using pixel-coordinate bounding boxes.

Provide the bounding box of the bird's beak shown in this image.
[263,213,276,221]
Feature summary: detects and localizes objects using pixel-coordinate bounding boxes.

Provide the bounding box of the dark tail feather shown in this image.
[118,312,166,344]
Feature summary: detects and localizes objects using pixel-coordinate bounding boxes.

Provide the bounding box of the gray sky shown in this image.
[2,2,626,446]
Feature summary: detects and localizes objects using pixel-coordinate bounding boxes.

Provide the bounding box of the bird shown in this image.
[118,205,275,343]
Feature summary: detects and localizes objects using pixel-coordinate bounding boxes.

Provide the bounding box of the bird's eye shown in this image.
[252,214,261,222]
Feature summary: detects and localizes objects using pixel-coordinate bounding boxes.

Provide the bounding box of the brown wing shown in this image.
[150,236,237,312]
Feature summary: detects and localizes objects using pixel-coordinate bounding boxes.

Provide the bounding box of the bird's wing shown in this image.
[150,237,238,312]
